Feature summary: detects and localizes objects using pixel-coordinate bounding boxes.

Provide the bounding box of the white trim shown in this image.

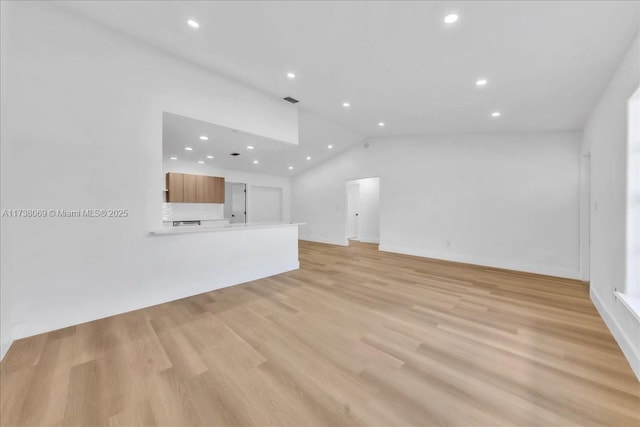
[579,151,591,282]
[379,244,580,279]
[615,291,640,322]
[354,237,380,244]
[591,289,640,380]
[299,236,348,246]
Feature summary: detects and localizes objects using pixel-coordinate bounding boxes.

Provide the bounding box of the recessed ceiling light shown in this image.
[342,102,350,108]
[491,111,501,117]
[306,156,311,160]
[246,145,254,150]
[185,147,193,151]
[378,122,385,127]
[197,160,204,164]
[253,160,259,164]
[444,14,459,24]
[170,157,177,160]
[187,19,200,29]
[476,79,488,86]
[288,166,294,170]
[287,72,296,79]
[328,145,333,149]
[206,155,213,159]
[199,136,208,140]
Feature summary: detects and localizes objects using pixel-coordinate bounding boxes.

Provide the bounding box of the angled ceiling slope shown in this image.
[59,1,639,138]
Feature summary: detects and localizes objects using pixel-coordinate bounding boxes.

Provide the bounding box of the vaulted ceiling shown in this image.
[59,1,639,174]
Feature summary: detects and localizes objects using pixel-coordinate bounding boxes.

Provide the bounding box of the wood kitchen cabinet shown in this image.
[196,175,224,203]
[196,175,209,203]
[166,172,184,202]
[211,177,224,202]
[166,173,224,203]
[183,173,198,202]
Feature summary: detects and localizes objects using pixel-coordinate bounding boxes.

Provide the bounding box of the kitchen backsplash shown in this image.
[163,203,224,221]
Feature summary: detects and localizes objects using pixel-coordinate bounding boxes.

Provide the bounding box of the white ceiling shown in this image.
[163,111,362,176]
[61,1,638,160]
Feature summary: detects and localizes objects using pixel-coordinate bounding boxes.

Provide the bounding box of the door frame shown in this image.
[344,176,381,245]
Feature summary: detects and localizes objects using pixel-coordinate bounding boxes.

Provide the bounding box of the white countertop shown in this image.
[150,222,304,235]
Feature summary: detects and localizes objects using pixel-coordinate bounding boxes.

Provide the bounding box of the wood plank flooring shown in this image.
[1,241,639,426]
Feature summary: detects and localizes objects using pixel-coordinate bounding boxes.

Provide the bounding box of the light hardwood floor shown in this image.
[1,241,639,426]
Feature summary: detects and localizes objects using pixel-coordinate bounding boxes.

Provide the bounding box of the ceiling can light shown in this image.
[444,14,459,24]
[185,147,193,151]
[491,111,501,117]
[253,160,259,164]
[476,79,488,86]
[246,145,254,150]
[170,157,178,160]
[197,160,204,164]
[378,122,385,127]
[328,145,333,149]
[187,19,200,29]
[206,155,213,159]
[288,166,294,170]
[287,72,296,79]
[306,156,311,160]
[342,102,350,108]
[199,136,208,140]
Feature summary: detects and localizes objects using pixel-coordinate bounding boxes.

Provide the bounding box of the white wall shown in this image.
[293,131,581,278]
[163,203,225,222]
[581,34,640,379]
[251,186,283,223]
[0,2,299,359]
[346,177,380,243]
[0,0,11,361]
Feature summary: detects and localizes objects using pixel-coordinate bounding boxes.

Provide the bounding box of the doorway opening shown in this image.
[224,182,247,224]
[580,153,590,282]
[345,177,380,244]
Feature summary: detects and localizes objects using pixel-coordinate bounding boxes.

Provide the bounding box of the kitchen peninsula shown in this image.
[151,221,302,235]
[152,111,299,308]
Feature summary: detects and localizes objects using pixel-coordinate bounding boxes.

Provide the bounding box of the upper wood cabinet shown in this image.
[196,175,209,203]
[166,173,225,203]
[183,173,198,203]
[166,173,184,202]
[211,177,224,202]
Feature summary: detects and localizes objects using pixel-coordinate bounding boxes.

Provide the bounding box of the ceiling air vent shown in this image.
[230,153,240,156]
[283,96,300,104]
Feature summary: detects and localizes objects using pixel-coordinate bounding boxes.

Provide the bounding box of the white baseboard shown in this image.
[0,340,12,361]
[354,237,380,244]
[378,244,580,280]
[299,236,380,245]
[299,236,348,246]
[591,289,640,380]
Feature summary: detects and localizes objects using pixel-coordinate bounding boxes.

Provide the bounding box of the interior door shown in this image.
[224,182,246,223]
[230,183,246,223]
[346,183,360,239]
